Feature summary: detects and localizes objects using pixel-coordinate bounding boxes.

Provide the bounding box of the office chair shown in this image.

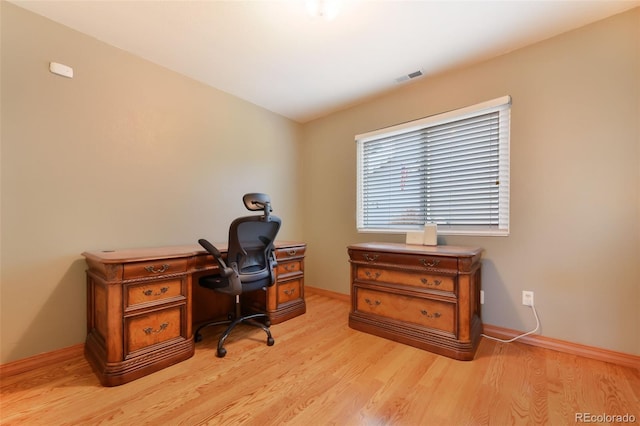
[195,193,281,358]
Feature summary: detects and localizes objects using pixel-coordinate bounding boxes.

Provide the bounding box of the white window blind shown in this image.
[356,96,511,236]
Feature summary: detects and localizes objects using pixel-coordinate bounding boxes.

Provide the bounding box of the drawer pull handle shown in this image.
[144,264,170,274]
[143,287,169,296]
[284,264,296,271]
[363,254,379,262]
[365,271,381,280]
[420,259,440,268]
[420,278,441,287]
[364,298,381,306]
[283,288,296,296]
[143,323,168,335]
[420,310,441,319]
[287,249,297,256]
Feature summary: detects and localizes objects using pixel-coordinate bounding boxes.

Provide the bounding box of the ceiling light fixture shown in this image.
[306,0,341,20]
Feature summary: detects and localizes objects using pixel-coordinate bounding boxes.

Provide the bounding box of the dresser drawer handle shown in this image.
[287,249,297,256]
[420,310,441,319]
[364,298,381,306]
[363,254,379,262]
[143,323,168,335]
[144,264,170,274]
[420,259,440,268]
[143,287,169,296]
[284,264,296,272]
[420,278,441,287]
[283,288,296,296]
[365,271,381,280]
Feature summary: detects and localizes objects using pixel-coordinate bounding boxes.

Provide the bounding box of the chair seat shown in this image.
[199,275,228,290]
[199,272,271,294]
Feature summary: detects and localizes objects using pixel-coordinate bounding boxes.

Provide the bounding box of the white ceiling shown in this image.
[11,0,640,123]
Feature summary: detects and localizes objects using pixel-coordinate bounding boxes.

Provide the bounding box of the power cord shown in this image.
[481,301,540,343]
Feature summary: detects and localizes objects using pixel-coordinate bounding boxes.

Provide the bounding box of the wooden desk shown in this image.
[82,241,306,386]
[348,242,482,361]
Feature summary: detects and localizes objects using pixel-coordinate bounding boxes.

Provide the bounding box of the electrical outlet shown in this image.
[522,291,534,306]
[480,290,484,305]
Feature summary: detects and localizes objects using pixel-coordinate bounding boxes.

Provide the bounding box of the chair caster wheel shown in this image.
[217,348,227,358]
[194,334,203,343]
[267,337,275,346]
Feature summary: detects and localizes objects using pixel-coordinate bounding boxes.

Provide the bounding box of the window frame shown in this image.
[355,96,511,237]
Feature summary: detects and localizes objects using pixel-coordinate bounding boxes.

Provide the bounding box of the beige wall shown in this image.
[301,8,640,355]
[0,2,302,363]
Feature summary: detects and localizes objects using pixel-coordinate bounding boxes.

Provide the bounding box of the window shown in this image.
[356,96,511,236]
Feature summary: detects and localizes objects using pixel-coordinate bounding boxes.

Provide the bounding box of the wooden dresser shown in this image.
[348,242,482,361]
[83,241,306,386]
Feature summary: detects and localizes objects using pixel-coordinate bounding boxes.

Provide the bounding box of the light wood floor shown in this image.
[1,291,639,425]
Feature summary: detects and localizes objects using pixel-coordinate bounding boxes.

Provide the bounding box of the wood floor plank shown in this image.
[1,292,639,425]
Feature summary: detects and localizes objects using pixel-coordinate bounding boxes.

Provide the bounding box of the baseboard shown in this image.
[482,324,639,370]
[0,343,85,378]
[306,285,350,302]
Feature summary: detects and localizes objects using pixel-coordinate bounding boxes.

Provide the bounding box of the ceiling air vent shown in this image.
[395,69,424,83]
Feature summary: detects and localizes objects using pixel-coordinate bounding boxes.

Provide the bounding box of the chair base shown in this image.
[194,312,274,358]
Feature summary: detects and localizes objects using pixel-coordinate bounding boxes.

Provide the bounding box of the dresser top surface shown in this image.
[348,242,482,257]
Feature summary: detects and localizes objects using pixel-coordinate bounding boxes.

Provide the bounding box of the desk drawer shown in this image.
[277,259,302,276]
[355,266,455,295]
[123,259,188,280]
[278,278,302,305]
[125,305,184,355]
[355,288,455,334]
[125,278,186,310]
[275,246,306,260]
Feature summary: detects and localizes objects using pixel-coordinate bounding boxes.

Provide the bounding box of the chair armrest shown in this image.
[198,238,234,277]
[268,251,278,285]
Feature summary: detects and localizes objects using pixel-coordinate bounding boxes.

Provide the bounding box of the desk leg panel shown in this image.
[268,299,307,324]
[85,332,194,387]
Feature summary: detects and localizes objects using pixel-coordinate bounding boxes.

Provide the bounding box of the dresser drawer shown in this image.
[125,305,184,355]
[350,250,458,272]
[355,288,455,334]
[125,278,185,310]
[123,258,188,280]
[278,278,302,304]
[355,266,455,294]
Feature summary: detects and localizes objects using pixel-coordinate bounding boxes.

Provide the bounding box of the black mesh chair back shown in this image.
[225,217,280,292]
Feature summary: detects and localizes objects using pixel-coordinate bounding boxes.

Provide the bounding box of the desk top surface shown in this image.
[82,241,305,263]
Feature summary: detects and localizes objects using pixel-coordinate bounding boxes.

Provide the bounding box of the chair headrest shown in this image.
[243,193,273,216]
